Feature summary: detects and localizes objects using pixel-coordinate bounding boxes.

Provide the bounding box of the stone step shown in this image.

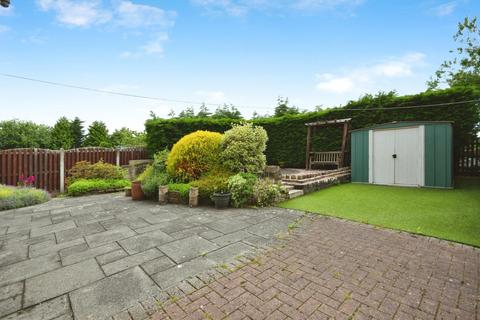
[283,170,351,184]
[282,185,294,191]
[288,189,304,199]
[281,167,350,181]
[283,173,351,187]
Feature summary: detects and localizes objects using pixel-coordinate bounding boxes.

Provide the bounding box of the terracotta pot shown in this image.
[131,181,144,201]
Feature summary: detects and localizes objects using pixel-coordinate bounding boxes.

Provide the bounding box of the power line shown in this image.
[1,72,478,112]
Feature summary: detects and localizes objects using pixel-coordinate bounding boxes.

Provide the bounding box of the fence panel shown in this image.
[458,137,480,176]
[0,147,148,192]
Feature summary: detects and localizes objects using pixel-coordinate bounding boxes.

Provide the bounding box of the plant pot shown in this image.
[167,191,181,204]
[131,181,144,201]
[211,192,231,209]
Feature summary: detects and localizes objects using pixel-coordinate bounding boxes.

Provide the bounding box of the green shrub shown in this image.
[67,179,131,196]
[152,148,169,172]
[221,123,268,174]
[146,86,480,168]
[141,172,170,198]
[253,179,286,207]
[190,170,231,200]
[227,173,258,208]
[166,130,223,181]
[168,183,190,201]
[67,160,125,184]
[0,185,50,211]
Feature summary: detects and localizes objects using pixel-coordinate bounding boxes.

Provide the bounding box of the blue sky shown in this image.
[0,0,478,131]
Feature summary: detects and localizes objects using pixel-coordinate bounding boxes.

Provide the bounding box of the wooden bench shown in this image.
[308,151,342,169]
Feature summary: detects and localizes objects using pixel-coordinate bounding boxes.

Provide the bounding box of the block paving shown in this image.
[152,216,480,320]
[0,193,301,320]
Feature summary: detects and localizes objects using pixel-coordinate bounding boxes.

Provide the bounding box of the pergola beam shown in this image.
[305,118,352,127]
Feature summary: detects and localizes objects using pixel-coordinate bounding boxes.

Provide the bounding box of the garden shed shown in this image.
[351,121,453,188]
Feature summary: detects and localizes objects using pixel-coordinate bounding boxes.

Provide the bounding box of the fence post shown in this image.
[59,148,65,193]
[116,148,120,167]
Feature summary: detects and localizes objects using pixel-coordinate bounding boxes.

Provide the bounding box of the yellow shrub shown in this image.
[166,130,223,181]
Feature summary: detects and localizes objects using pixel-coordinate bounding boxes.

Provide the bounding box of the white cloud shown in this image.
[37,0,111,27]
[316,52,427,95]
[191,0,364,16]
[0,25,9,33]
[432,2,457,16]
[195,90,227,103]
[115,1,176,28]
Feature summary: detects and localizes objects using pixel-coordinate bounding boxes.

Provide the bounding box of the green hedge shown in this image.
[67,179,131,196]
[146,86,480,168]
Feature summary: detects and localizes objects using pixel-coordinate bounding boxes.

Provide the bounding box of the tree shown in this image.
[428,16,480,89]
[83,121,111,147]
[274,97,300,117]
[70,117,84,148]
[211,104,243,119]
[0,120,52,149]
[177,107,195,118]
[51,117,74,149]
[110,127,146,147]
[196,104,211,118]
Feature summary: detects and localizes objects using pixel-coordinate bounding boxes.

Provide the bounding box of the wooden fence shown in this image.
[0,147,148,192]
[458,137,480,176]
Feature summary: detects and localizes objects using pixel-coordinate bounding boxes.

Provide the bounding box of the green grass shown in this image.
[279,177,480,247]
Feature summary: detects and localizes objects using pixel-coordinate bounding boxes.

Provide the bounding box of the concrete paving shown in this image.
[0,193,302,320]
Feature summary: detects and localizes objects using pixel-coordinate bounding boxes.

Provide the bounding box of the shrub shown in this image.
[227,173,258,208]
[152,148,169,172]
[67,160,125,184]
[190,170,231,200]
[0,185,50,211]
[166,131,223,181]
[253,179,286,207]
[67,179,131,196]
[168,183,190,201]
[221,123,268,174]
[141,171,170,198]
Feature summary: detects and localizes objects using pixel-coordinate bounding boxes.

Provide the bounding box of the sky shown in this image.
[0,0,478,131]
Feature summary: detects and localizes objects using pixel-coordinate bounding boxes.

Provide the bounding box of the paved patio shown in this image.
[0,193,302,320]
[153,216,480,320]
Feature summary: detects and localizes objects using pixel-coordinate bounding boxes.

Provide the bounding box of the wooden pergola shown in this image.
[305,118,351,170]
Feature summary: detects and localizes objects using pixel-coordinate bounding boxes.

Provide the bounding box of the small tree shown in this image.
[212,104,243,119]
[428,16,480,89]
[110,127,146,147]
[70,117,84,148]
[274,97,300,117]
[83,121,111,147]
[220,122,268,174]
[0,120,52,149]
[51,117,74,149]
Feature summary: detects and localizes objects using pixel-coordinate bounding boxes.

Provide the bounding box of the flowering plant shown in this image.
[18,175,35,187]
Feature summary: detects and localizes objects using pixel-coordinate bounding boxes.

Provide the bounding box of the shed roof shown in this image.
[351,121,454,132]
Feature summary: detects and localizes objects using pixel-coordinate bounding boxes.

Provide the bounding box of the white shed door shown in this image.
[372,127,423,186]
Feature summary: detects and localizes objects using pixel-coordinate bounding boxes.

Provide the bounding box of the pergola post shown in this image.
[339,122,349,167]
[305,126,312,169]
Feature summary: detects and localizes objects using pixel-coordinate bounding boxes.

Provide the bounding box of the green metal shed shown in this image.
[351,121,453,188]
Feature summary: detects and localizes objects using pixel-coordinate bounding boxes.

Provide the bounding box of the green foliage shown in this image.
[167,183,190,200]
[67,179,131,196]
[253,179,285,207]
[190,170,231,200]
[166,130,223,181]
[428,17,480,89]
[0,185,50,211]
[110,127,146,147]
[146,87,480,168]
[67,160,125,184]
[51,117,74,149]
[70,117,84,148]
[0,120,52,150]
[141,172,169,198]
[152,148,169,172]
[227,173,258,208]
[211,104,243,119]
[221,123,268,174]
[83,121,111,147]
[274,97,300,117]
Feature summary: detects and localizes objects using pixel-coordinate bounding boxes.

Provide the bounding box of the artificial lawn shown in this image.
[279,177,480,247]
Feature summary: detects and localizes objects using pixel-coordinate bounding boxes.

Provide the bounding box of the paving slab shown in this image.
[101,248,163,276]
[118,229,173,255]
[70,267,161,320]
[30,221,76,238]
[84,226,136,248]
[24,259,104,307]
[29,238,85,258]
[152,257,217,289]
[2,295,71,320]
[141,256,176,275]
[60,242,121,266]
[0,254,61,287]
[158,235,219,264]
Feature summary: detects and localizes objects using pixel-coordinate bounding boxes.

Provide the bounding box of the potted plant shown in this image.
[131,180,144,201]
[211,190,231,209]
